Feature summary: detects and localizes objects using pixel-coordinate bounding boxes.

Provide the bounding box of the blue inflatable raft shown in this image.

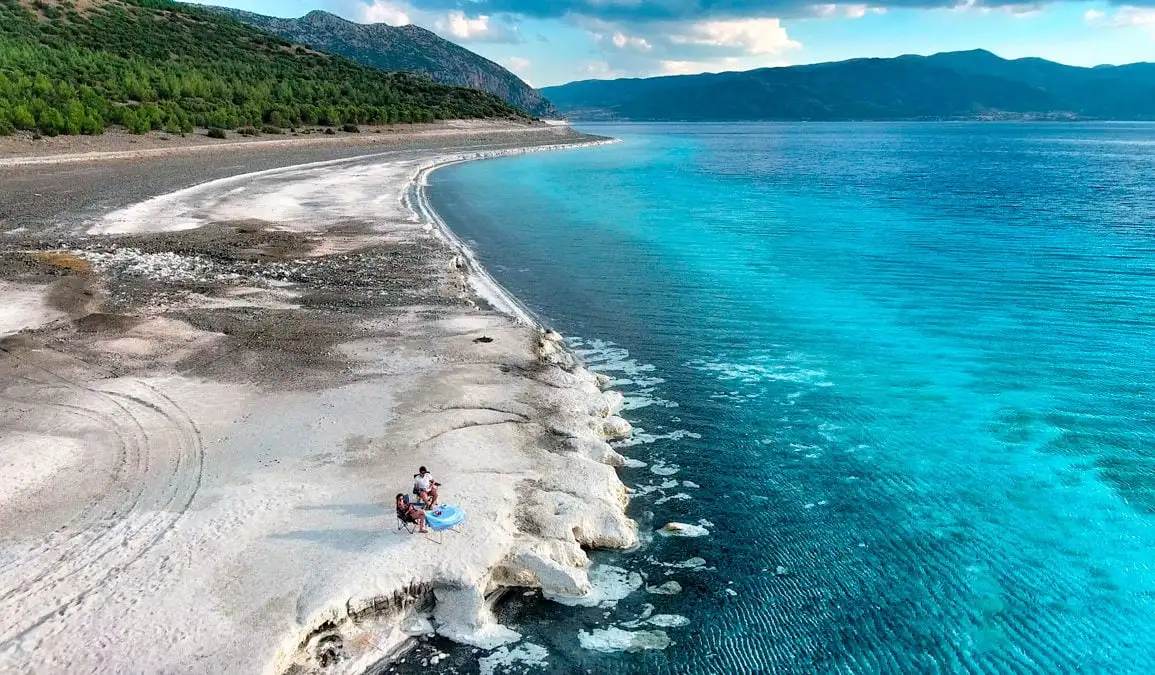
[424,505,465,531]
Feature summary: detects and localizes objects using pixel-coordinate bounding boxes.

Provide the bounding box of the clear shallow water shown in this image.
[398,123,1155,673]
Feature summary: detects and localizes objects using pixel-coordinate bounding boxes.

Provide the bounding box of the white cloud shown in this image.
[504,57,533,84]
[433,10,521,42]
[1084,5,1155,30]
[570,13,803,81]
[659,57,742,75]
[1004,4,1042,17]
[581,19,653,52]
[360,0,410,26]
[356,1,522,43]
[578,60,630,79]
[950,0,1040,16]
[812,4,886,19]
[669,18,800,56]
[612,31,654,51]
[1107,6,1155,27]
[439,11,490,39]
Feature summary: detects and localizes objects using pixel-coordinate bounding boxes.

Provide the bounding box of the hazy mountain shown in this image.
[541,50,1155,121]
[213,8,558,118]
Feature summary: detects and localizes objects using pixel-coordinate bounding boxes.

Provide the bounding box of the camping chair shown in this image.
[397,496,421,535]
[397,510,418,534]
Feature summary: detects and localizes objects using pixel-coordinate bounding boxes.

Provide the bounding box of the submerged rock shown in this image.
[646,581,682,595]
[657,522,709,538]
[647,614,691,628]
[544,564,643,608]
[578,626,671,653]
[478,643,549,675]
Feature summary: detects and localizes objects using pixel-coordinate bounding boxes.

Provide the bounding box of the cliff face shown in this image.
[215,8,559,118]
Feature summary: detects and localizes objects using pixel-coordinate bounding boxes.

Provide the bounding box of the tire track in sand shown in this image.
[0,351,204,646]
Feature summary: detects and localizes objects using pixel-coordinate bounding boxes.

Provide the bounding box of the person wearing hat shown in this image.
[413,466,440,509]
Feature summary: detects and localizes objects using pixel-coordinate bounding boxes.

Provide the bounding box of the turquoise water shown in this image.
[408,123,1155,673]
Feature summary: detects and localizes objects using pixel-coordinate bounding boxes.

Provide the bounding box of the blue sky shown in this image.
[188,0,1155,86]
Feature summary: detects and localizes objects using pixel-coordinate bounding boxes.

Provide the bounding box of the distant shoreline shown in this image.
[0,119,552,166]
[554,116,1154,124]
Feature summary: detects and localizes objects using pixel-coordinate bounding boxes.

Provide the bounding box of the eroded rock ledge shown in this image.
[276,322,641,674]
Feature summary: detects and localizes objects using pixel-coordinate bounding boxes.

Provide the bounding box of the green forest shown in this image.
[0,0,530,137]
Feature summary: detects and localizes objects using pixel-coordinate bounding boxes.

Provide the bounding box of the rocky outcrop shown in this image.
[213,8,559,118]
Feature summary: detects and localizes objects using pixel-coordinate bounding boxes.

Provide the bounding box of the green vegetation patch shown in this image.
[0,0,529,137]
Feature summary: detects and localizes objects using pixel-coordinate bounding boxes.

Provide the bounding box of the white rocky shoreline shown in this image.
[0,128,645,674]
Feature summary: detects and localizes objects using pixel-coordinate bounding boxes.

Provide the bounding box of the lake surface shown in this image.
[406,122,1155,673]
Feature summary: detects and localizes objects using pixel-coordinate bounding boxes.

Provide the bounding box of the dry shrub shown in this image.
[31,251,92,274]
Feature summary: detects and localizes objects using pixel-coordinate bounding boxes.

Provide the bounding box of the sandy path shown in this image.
[0,120,557,165]
[0,127,636,673]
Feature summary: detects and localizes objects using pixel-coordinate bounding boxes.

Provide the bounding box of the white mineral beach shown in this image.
[0,135,640,673]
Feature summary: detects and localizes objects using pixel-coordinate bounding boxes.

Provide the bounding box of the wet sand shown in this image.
[0,123,636,673]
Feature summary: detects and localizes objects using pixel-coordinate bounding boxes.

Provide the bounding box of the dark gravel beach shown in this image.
[0,124,599,388]
[0,124,590,233]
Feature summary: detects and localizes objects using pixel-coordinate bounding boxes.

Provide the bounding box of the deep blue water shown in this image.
[403,123,1155,674]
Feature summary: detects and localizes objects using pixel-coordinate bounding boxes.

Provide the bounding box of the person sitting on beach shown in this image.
[396,493,427,533]
[413,466,440,509]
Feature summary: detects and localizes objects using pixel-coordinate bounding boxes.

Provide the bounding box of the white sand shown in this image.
[0,134,634,673]
[0,282,65,337]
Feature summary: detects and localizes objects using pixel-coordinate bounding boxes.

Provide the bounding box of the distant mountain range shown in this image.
[541,50,1155,121]
[212,8,558,118]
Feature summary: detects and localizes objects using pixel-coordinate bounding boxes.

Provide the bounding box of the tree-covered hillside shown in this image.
[0,0,529,137]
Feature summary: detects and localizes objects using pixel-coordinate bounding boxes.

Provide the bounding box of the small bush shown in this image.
[206,127,227,139]
[324,127,335,135]
[31,252,92,275]
[122,109,151,135]
[260,125,283,135]
[38,108,65,137]
[237,126,261,136]
[342,123,360,133]
[12,106,37,131]
[0,121,13,136]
